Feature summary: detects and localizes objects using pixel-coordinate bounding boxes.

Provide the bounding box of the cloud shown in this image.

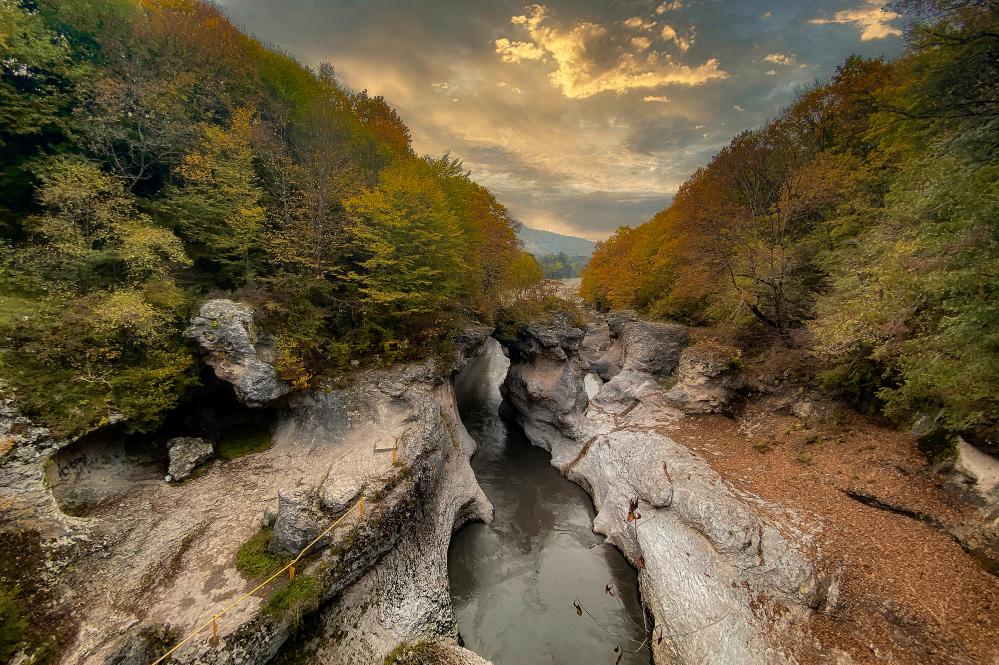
[495,5,726,99]
[642,95,670,103]
[660,23,694,52]
[623,17,657,30]
[494,37,545,63]
[763,52,797,65]
[656,2,683,14]
[809,0,902,41]
[631,36,652,51]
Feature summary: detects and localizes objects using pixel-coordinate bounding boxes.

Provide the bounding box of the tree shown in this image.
[164,107,266,284]
[345,158,467,325]
[24,156,188,288]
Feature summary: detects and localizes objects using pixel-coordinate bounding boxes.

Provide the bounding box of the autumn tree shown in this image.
[162,107,266,284]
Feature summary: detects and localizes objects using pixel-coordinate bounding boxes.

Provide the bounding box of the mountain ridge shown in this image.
[516,225,596,259]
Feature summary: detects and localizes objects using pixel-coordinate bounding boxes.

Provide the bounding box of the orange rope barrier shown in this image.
[151,496,367,665]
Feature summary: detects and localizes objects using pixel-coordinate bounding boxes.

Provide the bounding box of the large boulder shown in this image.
[270,487,328,554]
[185,299,291,407]
[166,437,213,481]
[945,437,999,508]
[664,343,744,413]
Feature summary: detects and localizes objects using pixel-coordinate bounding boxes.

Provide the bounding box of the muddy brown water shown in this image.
[449,340,650,664]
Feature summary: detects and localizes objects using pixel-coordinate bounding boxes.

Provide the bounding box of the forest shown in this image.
[0,0,542,440]
[581,0,998,449]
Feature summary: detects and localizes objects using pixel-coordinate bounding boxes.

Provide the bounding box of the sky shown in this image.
[220,0,905,241]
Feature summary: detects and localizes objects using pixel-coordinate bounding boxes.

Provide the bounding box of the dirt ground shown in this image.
[666,390,998,665]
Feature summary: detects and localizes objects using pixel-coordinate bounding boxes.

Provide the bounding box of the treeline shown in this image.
[582,0,998,444]
[0,0,538,437]
[536,252,589,278]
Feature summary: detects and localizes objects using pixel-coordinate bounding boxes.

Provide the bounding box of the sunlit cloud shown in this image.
[642,95,670,103]
[656,2,682,14]
[660,23,694,52]
[495,4,725,99]
[809,0,902,41]
[624,17,657,31]
[494,37,545,63]
[764,52,796,65]
[631,36,652,51]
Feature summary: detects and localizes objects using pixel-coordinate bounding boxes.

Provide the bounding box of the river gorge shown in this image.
[449,339,648,664]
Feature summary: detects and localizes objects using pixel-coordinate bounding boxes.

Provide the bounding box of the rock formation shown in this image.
[502,311,832,665]
[185,300,291,408]
[5,305,494,665]
[166,437,214,481]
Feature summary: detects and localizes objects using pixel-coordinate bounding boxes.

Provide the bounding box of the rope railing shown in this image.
[151,496,367,665]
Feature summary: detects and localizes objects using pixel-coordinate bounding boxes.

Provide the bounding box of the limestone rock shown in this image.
[166,437,213,481]
[664,344,744,413]
[270,487,326,553]
[594,319,689,408]
[185,299,291,407]
[947,437,999,507]
[501,310,823,665]
[616,319,689,377]
[103,625,175,665]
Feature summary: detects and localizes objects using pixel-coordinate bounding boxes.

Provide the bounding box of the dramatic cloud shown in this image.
[219,0,904,240]
[495,5,725,100]
[810,0,902,41]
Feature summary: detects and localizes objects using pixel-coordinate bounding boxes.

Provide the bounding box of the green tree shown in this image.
[164,107,266,284]
[345,158,467,325]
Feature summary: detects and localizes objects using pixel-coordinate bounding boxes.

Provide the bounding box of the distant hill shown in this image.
[517,225,596,259]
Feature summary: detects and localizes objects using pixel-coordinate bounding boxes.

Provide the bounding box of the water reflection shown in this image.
[448,340,649,665]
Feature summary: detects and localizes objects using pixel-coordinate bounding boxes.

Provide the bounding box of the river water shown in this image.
[448,340,649,665]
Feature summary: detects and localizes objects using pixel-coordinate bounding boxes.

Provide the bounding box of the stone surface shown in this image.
[502,310,826,665]
[593,318,689,409]
[10,309,495,665]
[270,487,326,553]
[166,437,213,481]
[664,344,745,414]
[102,625,175,665]
[950,437,999,506]
[185,299,291,407]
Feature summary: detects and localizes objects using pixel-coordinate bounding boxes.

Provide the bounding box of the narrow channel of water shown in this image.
[448,340,649,665]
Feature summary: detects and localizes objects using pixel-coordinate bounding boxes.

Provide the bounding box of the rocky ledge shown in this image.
[2,300,494,665]
[502,311,836,665]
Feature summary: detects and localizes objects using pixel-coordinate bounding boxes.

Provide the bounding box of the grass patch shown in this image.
[264,575,321,624]
[0,585,27,662]
[217,423,273,460]
[235,527,286,579]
